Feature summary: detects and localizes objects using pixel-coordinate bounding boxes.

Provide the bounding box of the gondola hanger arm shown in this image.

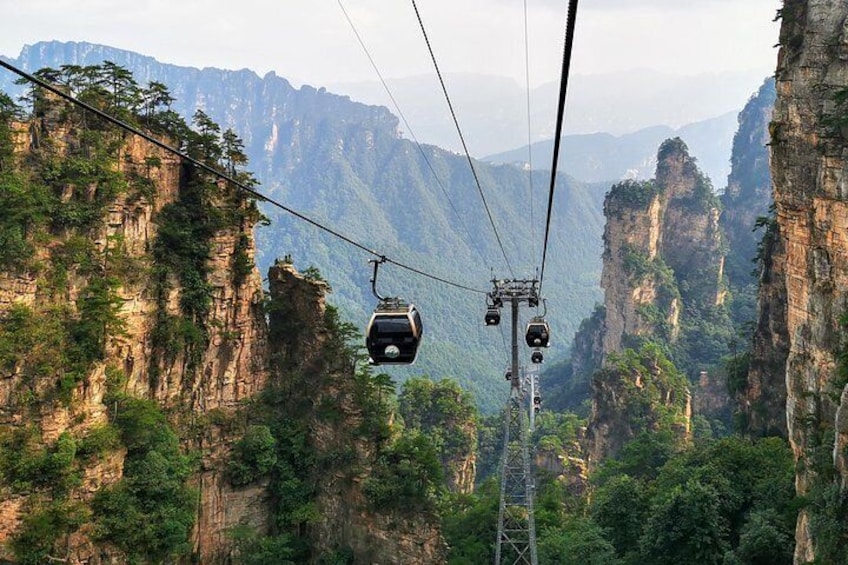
[370,257,388,302]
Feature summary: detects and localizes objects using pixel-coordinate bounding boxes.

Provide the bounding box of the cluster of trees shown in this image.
[441,429,795,564]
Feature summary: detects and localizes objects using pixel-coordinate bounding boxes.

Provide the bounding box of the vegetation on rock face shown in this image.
[0,391,197,564]
[149,109,262,381]
[607,179,659,212]
[0,61,260,397]
[595,343,690,437]
[92,395,198,563]
[227,425,278,486]
[0,63,263,562]
[0,429,79,495]
[795,311,848,564]
[398,377,478,490]
[363,428,445,511]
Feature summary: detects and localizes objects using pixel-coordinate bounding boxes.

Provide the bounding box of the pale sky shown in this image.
[0,0,781,88]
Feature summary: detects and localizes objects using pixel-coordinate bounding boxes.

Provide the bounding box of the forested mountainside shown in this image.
[0,41,606,412]
[0,69,453,564]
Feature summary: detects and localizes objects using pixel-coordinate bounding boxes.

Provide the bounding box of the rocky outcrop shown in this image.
[582,139,731,466]
[601,138,724,358]
[721,78,776,287]
[761,1,848,561]
[656,140,726,310]
[602,184,671,353]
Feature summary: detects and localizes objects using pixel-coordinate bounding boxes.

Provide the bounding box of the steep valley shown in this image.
[3,3,848,560]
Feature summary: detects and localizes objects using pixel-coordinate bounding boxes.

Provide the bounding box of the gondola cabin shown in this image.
[485,307,501,326]
[531,350,544,364]
[366,301,423,365]
[525,319,550,348]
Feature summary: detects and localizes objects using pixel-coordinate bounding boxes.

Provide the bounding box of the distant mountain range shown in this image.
[484,111,740,188]
[329,69,768,158]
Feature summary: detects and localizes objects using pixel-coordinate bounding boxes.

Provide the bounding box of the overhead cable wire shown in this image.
[410,0,515,279]
[523,0,538,273]
[336,0,491,273]
[0,59,487,295]
[539,0,579,295]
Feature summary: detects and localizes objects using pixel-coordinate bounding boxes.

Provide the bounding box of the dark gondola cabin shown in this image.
[366,301,423,365]
[485,307,501,326]
[525,319,550,348]
[531,350,544,364]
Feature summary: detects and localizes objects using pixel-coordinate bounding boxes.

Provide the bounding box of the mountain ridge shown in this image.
[329,68,767,156]
[484,110,740,187]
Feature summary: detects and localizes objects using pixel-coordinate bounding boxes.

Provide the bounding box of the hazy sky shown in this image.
[0,0,781,88]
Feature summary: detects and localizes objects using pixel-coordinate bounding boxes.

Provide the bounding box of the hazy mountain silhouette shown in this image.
[330,69,766,157]
[484,110,740,188]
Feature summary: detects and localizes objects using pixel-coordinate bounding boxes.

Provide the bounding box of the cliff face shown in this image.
[0,95,269,563]
[762,1,848,561]
[545,304,605,413]
[743,219,790,438]
[721,78,776,287]
[716,78,786,438]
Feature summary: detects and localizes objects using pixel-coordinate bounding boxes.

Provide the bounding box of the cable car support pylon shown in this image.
[491,279,538,565]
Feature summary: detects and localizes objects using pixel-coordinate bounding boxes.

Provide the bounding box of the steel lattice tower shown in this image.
[493,280,538,565]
